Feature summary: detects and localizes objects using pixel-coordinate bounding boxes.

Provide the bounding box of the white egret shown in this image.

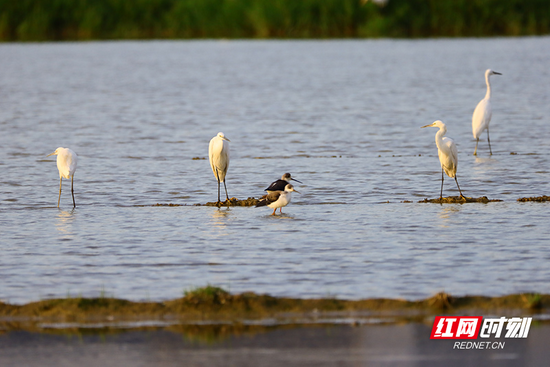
[256,183,299,215]
[472,69,502,155]
[265,173,302,193]
[47,147,78,208]
[421,121,465,200]
[208,132,230,203]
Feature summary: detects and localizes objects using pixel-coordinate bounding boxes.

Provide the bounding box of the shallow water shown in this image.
[2,322,549,367]
[1,38,550,304]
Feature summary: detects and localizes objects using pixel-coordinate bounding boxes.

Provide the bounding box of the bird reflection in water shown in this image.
[55,209,76,235]
[437,206,461,228]
[209,207,232,232]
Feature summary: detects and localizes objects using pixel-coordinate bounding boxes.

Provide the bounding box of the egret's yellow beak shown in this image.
[421,123,434,128]
[46,151,56,157]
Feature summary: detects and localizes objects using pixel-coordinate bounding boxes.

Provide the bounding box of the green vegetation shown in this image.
[418,196,503,204]
[0,0,549,41]
[517,195,550,202]
[1,288,549,327]
[2,288,546,342]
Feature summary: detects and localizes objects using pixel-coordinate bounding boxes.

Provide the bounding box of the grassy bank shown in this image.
[0,0,549,41]
[0,287,547,329]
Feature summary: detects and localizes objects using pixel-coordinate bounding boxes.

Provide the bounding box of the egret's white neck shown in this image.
[484,72,492,100]
[435,126,447,149]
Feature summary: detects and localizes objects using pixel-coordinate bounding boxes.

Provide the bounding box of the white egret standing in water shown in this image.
[47,147,78,208]
[472,69,502,155]
[422,121,465,200]
[208,132,230,204]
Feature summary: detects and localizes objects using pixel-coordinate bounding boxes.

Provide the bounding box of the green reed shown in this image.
[0,0,548,41]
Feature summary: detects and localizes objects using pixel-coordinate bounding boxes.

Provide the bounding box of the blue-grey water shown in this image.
[1,38,549,304]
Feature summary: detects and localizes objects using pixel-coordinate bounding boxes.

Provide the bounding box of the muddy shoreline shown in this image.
[146,195,550,207]
[1,288,547,330]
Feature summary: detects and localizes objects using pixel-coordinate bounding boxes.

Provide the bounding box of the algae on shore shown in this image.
[517,196,550,202]
[0,287,547,331]
[147,197,261,207]
[419,196,502,204]
[204,197,260,207]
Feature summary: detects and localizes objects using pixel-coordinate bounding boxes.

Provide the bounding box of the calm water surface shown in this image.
[1,38,549,304]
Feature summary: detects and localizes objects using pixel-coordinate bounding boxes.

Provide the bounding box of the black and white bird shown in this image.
[265,173,302,193]
[256,184,299,215]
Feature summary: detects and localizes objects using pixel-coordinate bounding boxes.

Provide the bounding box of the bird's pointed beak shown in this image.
[223,137,231,142]
[46,151,56,157]
[293,189,300,194]
[494,71,502,75]
[421,124,433,128]
[291,178,302,183]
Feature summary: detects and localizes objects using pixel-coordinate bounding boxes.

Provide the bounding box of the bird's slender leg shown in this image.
[215,169,221,204]
[280,208,283,213]
[440,168,444,201]
[487,127,492,155]
[272,208,277,215]
[223,180,229,201]
[474,138,479,156]
[58,177,62,208]
[454,176,465,199]
[71,175,76,208]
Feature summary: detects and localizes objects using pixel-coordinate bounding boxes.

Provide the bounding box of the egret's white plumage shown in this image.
[472,69,502,155]
[47,147,78,208]
[256,183,299,215]
[208,132,230,203]
[422,121,465,200]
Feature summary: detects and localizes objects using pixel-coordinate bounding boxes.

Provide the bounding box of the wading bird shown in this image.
[256,183,299,215]
[472,69,502,155]
[47,147,78,208]
[421,121,465,200]
[208,132,230,204]
[265,173,302,192]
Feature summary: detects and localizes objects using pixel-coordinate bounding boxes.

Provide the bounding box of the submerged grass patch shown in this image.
[517,196,550,202]
[204,197,260,207]
[140,198,261,207]
[418,196,503,204]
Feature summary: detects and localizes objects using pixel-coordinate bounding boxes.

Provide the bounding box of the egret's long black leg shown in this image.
[223,180,229,201]
[58,177,62,208]
[71,175,76,208]
[474,138,479,156]
[455,176,465,199]
[440,168,444,201]
[215,169,221,204]
[487,127,492,155]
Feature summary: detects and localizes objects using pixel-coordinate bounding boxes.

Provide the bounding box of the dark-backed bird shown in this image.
[256,183,299,215]
[265,173,302,192]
